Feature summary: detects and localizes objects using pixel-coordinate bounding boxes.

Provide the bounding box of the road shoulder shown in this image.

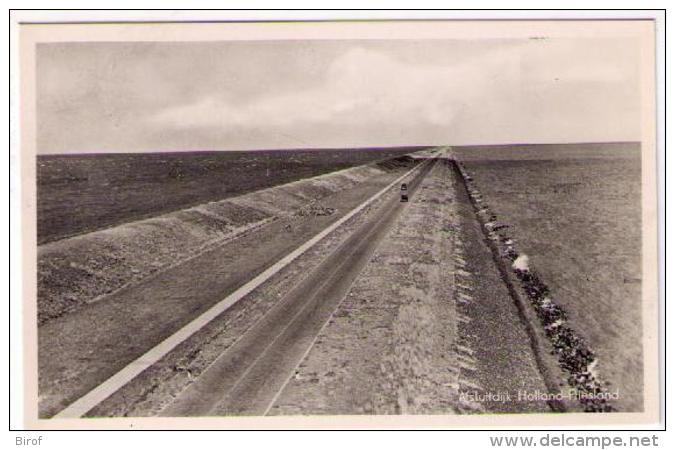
[268,159,461,415]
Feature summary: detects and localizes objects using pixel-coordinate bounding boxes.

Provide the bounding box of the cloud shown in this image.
[148,39,639,148]
[38,38,641,153]
[148,46,501,132]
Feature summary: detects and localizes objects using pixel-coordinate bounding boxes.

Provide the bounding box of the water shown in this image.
[455,142,643,411]
[37,147,424,244]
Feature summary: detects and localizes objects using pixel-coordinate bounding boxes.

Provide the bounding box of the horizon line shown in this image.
[37,141,641,157]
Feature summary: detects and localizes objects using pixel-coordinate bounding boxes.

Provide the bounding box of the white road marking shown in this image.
[261,177,418,416]
[53,162,425,419]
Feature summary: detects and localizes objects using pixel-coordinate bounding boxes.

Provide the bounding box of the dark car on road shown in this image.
[400,183,408,202]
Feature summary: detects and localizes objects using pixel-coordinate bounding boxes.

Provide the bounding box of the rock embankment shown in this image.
[454,159,614,412]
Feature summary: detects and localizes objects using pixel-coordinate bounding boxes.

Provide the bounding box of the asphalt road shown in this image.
[160,159,437,416]
[39,163,424,418]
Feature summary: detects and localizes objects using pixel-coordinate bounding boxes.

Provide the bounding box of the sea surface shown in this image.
[37,147,424,244]
[455,142,643,411]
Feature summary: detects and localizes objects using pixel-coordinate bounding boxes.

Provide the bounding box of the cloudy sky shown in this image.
[36,38,641,154]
